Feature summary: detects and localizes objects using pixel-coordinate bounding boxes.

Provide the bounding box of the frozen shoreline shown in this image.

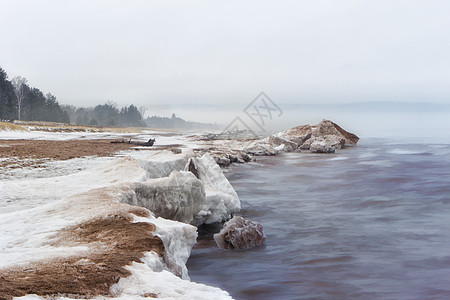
[0,121,359,299]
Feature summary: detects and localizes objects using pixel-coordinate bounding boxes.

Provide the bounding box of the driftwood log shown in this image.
[111,138,155,146]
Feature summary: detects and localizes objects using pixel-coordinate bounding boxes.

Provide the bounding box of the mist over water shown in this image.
[168,103,450,143]
[187,139,450,300]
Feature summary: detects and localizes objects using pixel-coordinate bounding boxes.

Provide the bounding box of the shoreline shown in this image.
[0,120,358,299]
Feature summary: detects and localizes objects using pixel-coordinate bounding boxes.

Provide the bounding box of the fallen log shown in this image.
[111,138,155,146]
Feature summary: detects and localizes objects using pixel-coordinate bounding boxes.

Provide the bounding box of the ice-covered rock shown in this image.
[244,138,277,156]
[213,216,265,250]
[266,120,359,153]
[309,135,346,153]
[185,154,240,224]
[272,124,312,147]
[121,171,206,225]
[268,135,299,152]
[311,120,359,146]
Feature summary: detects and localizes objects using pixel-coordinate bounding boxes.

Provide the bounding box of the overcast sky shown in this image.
[1,0,450,112]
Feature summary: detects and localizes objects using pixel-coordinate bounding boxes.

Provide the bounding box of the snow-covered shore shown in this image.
[0,120,359,299]
[1,127,237,299]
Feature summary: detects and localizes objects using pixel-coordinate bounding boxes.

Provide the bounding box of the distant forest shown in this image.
[0,66,69,123]
[0,66,217,129]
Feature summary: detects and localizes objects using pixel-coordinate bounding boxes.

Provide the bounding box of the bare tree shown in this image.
[11,76,28,120]
[138,106,148,119]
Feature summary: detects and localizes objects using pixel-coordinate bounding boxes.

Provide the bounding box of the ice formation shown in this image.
[186,153,241,224]
[139,150,193,179]
[121,171,206,226]
[214,216,265,250]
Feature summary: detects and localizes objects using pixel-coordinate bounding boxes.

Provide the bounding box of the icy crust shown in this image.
[187,153,241,224]
[139,150,194,179]
[1,157,147,214]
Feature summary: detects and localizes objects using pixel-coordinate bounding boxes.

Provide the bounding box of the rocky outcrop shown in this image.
[249,120,359,154]
[213,216,265,250]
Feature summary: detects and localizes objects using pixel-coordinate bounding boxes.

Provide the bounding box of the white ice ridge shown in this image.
[119,152,240,226]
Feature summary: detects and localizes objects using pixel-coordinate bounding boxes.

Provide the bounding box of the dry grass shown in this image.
[0,212,164,299]
[0,122,26,131]
[2,121,144,134]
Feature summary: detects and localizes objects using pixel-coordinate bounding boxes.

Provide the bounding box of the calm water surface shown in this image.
[187,139,450,300]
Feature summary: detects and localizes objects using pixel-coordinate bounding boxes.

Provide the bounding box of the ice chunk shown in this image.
[214,216,265,250]
[121,171,206,226]
[186,154,240,224]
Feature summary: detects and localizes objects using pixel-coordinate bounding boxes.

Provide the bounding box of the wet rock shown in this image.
[214,155,231,167]
[213,216,265,250]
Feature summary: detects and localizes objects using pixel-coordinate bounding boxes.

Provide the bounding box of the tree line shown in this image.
[0,66,218,129]
[0,67,69,123]
[0,66,145,126]
[61,102,145,127]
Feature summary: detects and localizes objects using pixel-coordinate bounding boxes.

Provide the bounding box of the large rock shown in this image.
[241,120,358,155]
[311,120,359,146]
[213,216,265,250]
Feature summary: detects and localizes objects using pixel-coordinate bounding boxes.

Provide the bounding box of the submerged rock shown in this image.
[213,216,265,250]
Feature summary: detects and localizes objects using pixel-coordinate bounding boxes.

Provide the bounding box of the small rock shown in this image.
[214,216,265,249]
[171,148,182,154]
[214,155,231,167]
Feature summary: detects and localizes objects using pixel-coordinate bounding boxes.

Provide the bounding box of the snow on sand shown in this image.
[0,128,235,299]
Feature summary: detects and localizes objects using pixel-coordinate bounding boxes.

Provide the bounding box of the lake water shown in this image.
[187,139,450,300]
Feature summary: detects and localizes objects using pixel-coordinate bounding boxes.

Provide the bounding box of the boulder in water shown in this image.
[213,216,265,249]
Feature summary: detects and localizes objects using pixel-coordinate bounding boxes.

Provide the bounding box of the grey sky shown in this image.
[1,0,450,110]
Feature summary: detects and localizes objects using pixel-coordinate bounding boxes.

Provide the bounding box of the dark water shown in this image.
[187,139,450,300]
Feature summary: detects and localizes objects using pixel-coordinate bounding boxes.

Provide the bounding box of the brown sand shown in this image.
[0,208,164,299]
[0,139,135,164]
